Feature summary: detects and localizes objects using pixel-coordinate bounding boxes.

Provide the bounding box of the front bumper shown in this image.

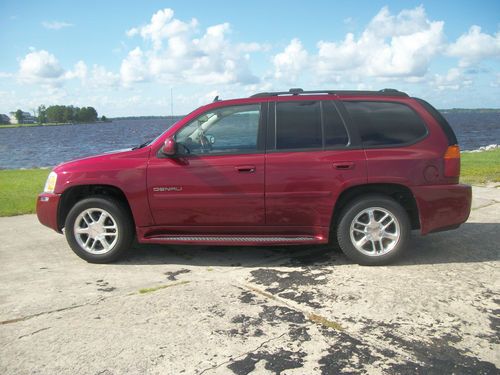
[36,193,61,232]
[411,184,472,235]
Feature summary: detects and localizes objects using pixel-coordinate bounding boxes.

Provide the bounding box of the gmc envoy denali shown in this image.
[37,88,472,265]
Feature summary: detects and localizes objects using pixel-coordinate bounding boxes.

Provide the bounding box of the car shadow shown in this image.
[117,222,500,268]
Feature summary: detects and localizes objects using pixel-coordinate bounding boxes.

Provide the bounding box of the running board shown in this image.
[140,234,324,246]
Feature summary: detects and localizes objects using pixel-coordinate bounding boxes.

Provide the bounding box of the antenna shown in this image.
[170,88,174,118]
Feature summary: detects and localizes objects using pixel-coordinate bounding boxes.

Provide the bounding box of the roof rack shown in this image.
[250,88,408,98]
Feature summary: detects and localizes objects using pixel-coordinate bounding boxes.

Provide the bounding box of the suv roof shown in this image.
[250,88,409,98]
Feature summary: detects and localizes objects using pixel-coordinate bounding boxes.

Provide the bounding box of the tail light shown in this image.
[444,145,460,177]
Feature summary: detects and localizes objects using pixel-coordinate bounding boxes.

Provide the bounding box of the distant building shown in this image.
[8,111,36,124]
[0,114,10,124]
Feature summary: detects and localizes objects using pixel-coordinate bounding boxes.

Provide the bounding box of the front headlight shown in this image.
[44,171,58,193]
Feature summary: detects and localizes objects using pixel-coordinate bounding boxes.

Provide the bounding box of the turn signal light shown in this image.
[444,145,460,177]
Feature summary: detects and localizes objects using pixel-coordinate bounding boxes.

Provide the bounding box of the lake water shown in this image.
[0,113,499,169]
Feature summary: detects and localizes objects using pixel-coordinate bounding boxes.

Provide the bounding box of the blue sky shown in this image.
[1,0,499,116]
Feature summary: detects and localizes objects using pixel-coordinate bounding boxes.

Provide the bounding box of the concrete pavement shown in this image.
[1,186,499,374]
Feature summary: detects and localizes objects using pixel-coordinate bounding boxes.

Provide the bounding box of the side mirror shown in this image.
[161,137,177,156]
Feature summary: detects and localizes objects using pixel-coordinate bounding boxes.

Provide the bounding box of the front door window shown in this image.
[175,104,261,155]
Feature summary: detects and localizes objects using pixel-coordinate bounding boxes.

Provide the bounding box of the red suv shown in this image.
[37,88,472,265]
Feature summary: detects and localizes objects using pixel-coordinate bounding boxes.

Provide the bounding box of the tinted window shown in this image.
[323,101,349,147]
[415,98,457,145]
[276,101,322,149]
[175,104,260,155]
[343,101,427,146]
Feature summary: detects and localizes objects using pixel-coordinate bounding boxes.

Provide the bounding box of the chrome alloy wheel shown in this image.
[349,207,401,256]
[74,208,119,254]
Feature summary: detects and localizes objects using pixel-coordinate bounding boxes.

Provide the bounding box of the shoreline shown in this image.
[461,144,499,153]
[0,120,112,129]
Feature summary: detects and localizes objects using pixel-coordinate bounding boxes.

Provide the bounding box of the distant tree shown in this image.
[44,105,98,123]
[15,109,23,124]
[46,105,65,123]
[88,107,98,122]
[38,105,47,124]
[101,115,107,122]
[77,107,98,122]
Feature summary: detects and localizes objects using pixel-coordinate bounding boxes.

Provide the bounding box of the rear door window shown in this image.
[276,101,322,150]
[342,101,427,146]
[323,101,349,147]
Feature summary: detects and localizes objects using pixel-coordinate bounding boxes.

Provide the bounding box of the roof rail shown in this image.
[250,88,408,98]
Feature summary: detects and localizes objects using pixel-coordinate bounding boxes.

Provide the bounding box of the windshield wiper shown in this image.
[132,140,151,150]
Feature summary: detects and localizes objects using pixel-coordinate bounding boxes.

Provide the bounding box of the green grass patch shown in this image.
[138,280,190,294]
[0,169,49,216]
[308,313,343,331]
[0,149,498,217]
[461,149,500,185]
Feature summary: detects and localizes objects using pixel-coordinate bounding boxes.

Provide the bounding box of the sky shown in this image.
[0,0,499,117]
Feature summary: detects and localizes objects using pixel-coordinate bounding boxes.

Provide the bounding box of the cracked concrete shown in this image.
[0,186,499,374]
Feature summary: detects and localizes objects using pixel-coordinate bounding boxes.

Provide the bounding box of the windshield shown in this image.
[132,120,180,149]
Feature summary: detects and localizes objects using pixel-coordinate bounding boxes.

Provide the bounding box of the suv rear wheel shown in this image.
[64,197,134,263]
[336,194,410,265]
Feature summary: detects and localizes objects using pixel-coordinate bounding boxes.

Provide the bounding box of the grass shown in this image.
[0,169,49,216]
[0,149,498,217]
[138,281,190,294]
[460,148,500,185]
[308,313,344,331]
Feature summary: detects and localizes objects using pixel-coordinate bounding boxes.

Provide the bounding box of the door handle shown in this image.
[333,162,355,170]
[235,165,256,173]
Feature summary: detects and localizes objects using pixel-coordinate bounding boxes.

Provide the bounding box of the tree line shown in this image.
[38,105,99,123]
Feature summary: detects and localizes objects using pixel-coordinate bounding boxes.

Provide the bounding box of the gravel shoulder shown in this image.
[1,186,499,374]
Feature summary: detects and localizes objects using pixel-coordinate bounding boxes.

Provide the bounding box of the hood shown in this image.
[53,147,142,173]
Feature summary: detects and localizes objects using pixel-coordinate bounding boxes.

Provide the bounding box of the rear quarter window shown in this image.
[343,101,427,146]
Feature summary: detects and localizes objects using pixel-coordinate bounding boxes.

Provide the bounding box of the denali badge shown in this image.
[153,186,183,192]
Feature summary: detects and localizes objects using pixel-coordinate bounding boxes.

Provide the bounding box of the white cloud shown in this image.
[127,8,198,50]
[65,61,120,88]
[17,51,119,90]
[19,50,65,86]
[64,60,87,81]
[313,5,445,81]
[89,65,120,87]
[273,38,309,82]
[447,26,500,67]
[42,21,73,30]
[124,8,260,85]
[126,27,139,37]
[120,47,150,84]
[431,68,472,91]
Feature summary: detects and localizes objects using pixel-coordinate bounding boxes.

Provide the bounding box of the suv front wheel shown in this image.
[336,195,410,265]
[64,197,134,263]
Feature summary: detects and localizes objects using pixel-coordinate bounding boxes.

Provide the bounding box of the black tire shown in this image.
[336,194,410,266]
[64,196,134,263]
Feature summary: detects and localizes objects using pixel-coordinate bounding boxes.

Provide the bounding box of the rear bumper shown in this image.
[411,184,472,235]
[36,193,61,232]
